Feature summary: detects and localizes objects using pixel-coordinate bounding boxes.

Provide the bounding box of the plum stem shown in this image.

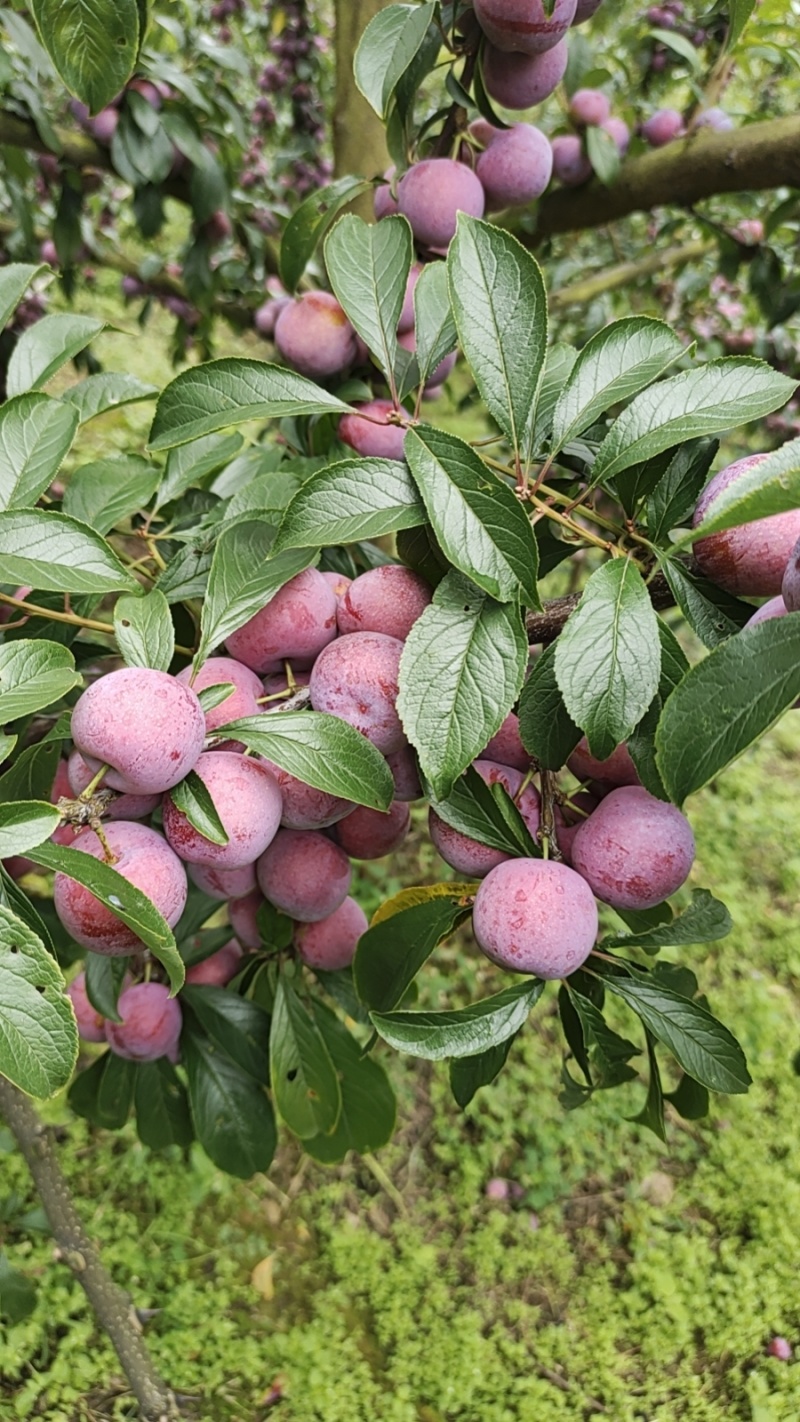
[79,762,111,801]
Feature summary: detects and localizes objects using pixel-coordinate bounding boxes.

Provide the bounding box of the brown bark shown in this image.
[332,0,393,220]
[526,573,675,645]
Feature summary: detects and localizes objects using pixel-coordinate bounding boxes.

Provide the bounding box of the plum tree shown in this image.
[480,39,568,109]
[396,159,486,249]
[162,753,283,870]
[294,896,369,970]
[473,0,578,53]
[331,800,411,859]
[476,123,553,210]
[472,859,598,977]
[70,668,206,795]
[54,823,188,954]
[310,632,406,753]
[570,787,696,910]
[256,829,351,921]
[224,568,338,673]
[336,566,432,641]
[693,455,800,595]
[274,291,358,379]
[106,984,182,1063]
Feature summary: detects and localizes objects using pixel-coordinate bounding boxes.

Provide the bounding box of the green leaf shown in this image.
[168,771,229,847]
[590,359,797,484]
[0,509,138,594]
[180,986,270,1082]
[656,614,800,804]
[279,177,374,293]
[662,560,753,648]
[27,843,185,994]
[554,559,661,761]
[601,889,732,952]
[551,317,685,453]
[0,394,78,510]
[84,953,128,1023]
[0,739,60,806]
[397,571,528,799]
[0,264,47,331]
[113,591,175,673]
[149,358,351,451]
[155,431,244,513]
[0,640,81,721]
[0,801,61,859]
[270,978,341,1140]
[196,518,315,664]
[0,904,77,1098]
[650,26,703,69]
[428,765,539,859]
[664,1070,709,1121]
[183,1026,276,1179]
[196,682,235,715]
[274,457,426,551]
[518,641,581,770]
[448,216,547,464]
[134,1058,193,1150]
[449,1035,517,1109]
[404,425,540,607]
[677,434,800,548]
[568,988,640,1084]
[29,0,139,111]
[645,437,719,542]
[355,893,471,1013]
[62,456,161,535]
[628,1032,667,1142]
[412,261,458,391]
[354,2,436,117]
[530,343,577,450]
[600,970,751,1094]
[63,372,158,424]
[724,0,756,51]
[0,1253,37,1325]
[304,1001,396,1163]
[6,314,105,398]
[156,543,213,604]
[218,713,394,813]
[325,214,412,384]
[585,123,621,184]
[69,1050,135,1129]
[372,978,545,1061]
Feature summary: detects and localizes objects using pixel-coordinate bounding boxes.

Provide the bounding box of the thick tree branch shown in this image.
[527,572,674,644]
[525,117,800,242]
[549,240,711,310]
[0,1075,179,1421]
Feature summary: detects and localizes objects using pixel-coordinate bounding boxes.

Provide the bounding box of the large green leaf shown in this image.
[180,985,270,1082]
[274,457,425,551]
[0,739,60,807]
[449,1035,518,1109]
[600,890,732,952]
[280,177,374,293]
[645,438,718,542]
[61,456,161,535]
[0,264,47,331]
[601,970,751,1094]
[448,216,547,465]
[6,314,105,398]
[655,613,800,804]
[220,712,394,813]
[196,518,315,664]
[554,559,661,761]
[84,953,128,1023]
[0,802,61,859]
[63,372,158,424]
[155,432,244,514]
[134,1058,193,1151]
[183,1025,276,1178]
[355,893,471,1013]
[0,904,77,1099]
[397,571,528,799]
[404,425,540,607]
[149,359,351,451]
[113,591,175,673]
[518,641,581,771]
[69,1051,135,1129]
[676,434,800,549]
[304,1001,396,1163]
[412,261,458,392]
[551,317,685,453]
[591,359,797,484]
[663,560,753,649]
[0,640,81,721]
[0,394,78,511]
[428,766,539,859]
[270,978,341,1140]
[725,0,756,51]
[371,979,545,1061]
[354,2,436,117]
[0,510,138,594]
[325,214,411,384]
[29,0,140,112]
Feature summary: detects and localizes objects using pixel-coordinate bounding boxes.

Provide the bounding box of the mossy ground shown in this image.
[2,274,800,1422]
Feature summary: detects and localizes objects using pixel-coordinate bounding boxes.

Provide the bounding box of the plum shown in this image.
[310,631,406,754]
[294,896,368,971]
[693,454,800,596]
[551,134,592,186]
[162,752,282,869]
[257,758,354,830]
[188,861,257,900]
[67,970,107,1042]
[228,889,264,949]
[573,0,605,19]
[106,983,182,1063]
[224,568,337,674]
[476,123,553,209]
[397,159,485,250]
[274,291,358,380]
[782,534,800,611]
[331,800,410,859]
[336,566,432,641]
[481,38,568,109]
[695,107,734,132]
[744,596,788,628]
[70,667,206,796]
[473,858,598,977]
[175,655,263,737]
[601,116,631,154]
[54,822,188,955]
[569,89,611,126]
[385,746,423,802]
[261,667,312,701]
[90,107,119,144]
[374,167,399,220]
[254,296,291,336]
[568,737,640,793]
[429,760,539,877]
[641,109,684,147]
[185,939,243,986]
[67,750,162,821]
[256,828,351,921]
[481,713,530,772]
[473,0,578,54]
[398,262,424,333]
[321,572,352,603]
[397,329,458,387]
[338,400,410,461]
[570,786,695,910]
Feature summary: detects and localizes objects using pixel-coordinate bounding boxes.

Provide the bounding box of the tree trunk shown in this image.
[332,0,392,216]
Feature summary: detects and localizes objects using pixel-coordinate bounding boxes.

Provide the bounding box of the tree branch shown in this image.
[523,117,800,242]
[0,1075,179,1421]
[527,572,675,644]
[549,239,711,310]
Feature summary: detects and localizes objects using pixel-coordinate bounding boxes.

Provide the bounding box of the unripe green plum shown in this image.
[474,0,577,54]
[224,568,337,674]
[782,534,800,611]
[274,291,358,379]
[397,159,485,250]
[54,822,188,955]
[257,758,354,830]
[481,38,568,109]
[336,565,432,641]
[310,632,406,754]
[175,655,263,738]
[185,939,243,987]
[295,896,368,971]
[70,667,206,795]
[228,889,264,949]
[551,134,592,186]
[106,983,182,1062]
[256,828,351,921]
[570,786,695,910]
[162,752,282,869]
[476,123,553,210]
[569,89,610,126]
[429,760,539,877]
[331,800,410,859]
[693,454,800,596]
[188,861,257,901]
[67,750,162,821]
[339,400,410,461]
[67,970,107,1042]
[473,859,598,977]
